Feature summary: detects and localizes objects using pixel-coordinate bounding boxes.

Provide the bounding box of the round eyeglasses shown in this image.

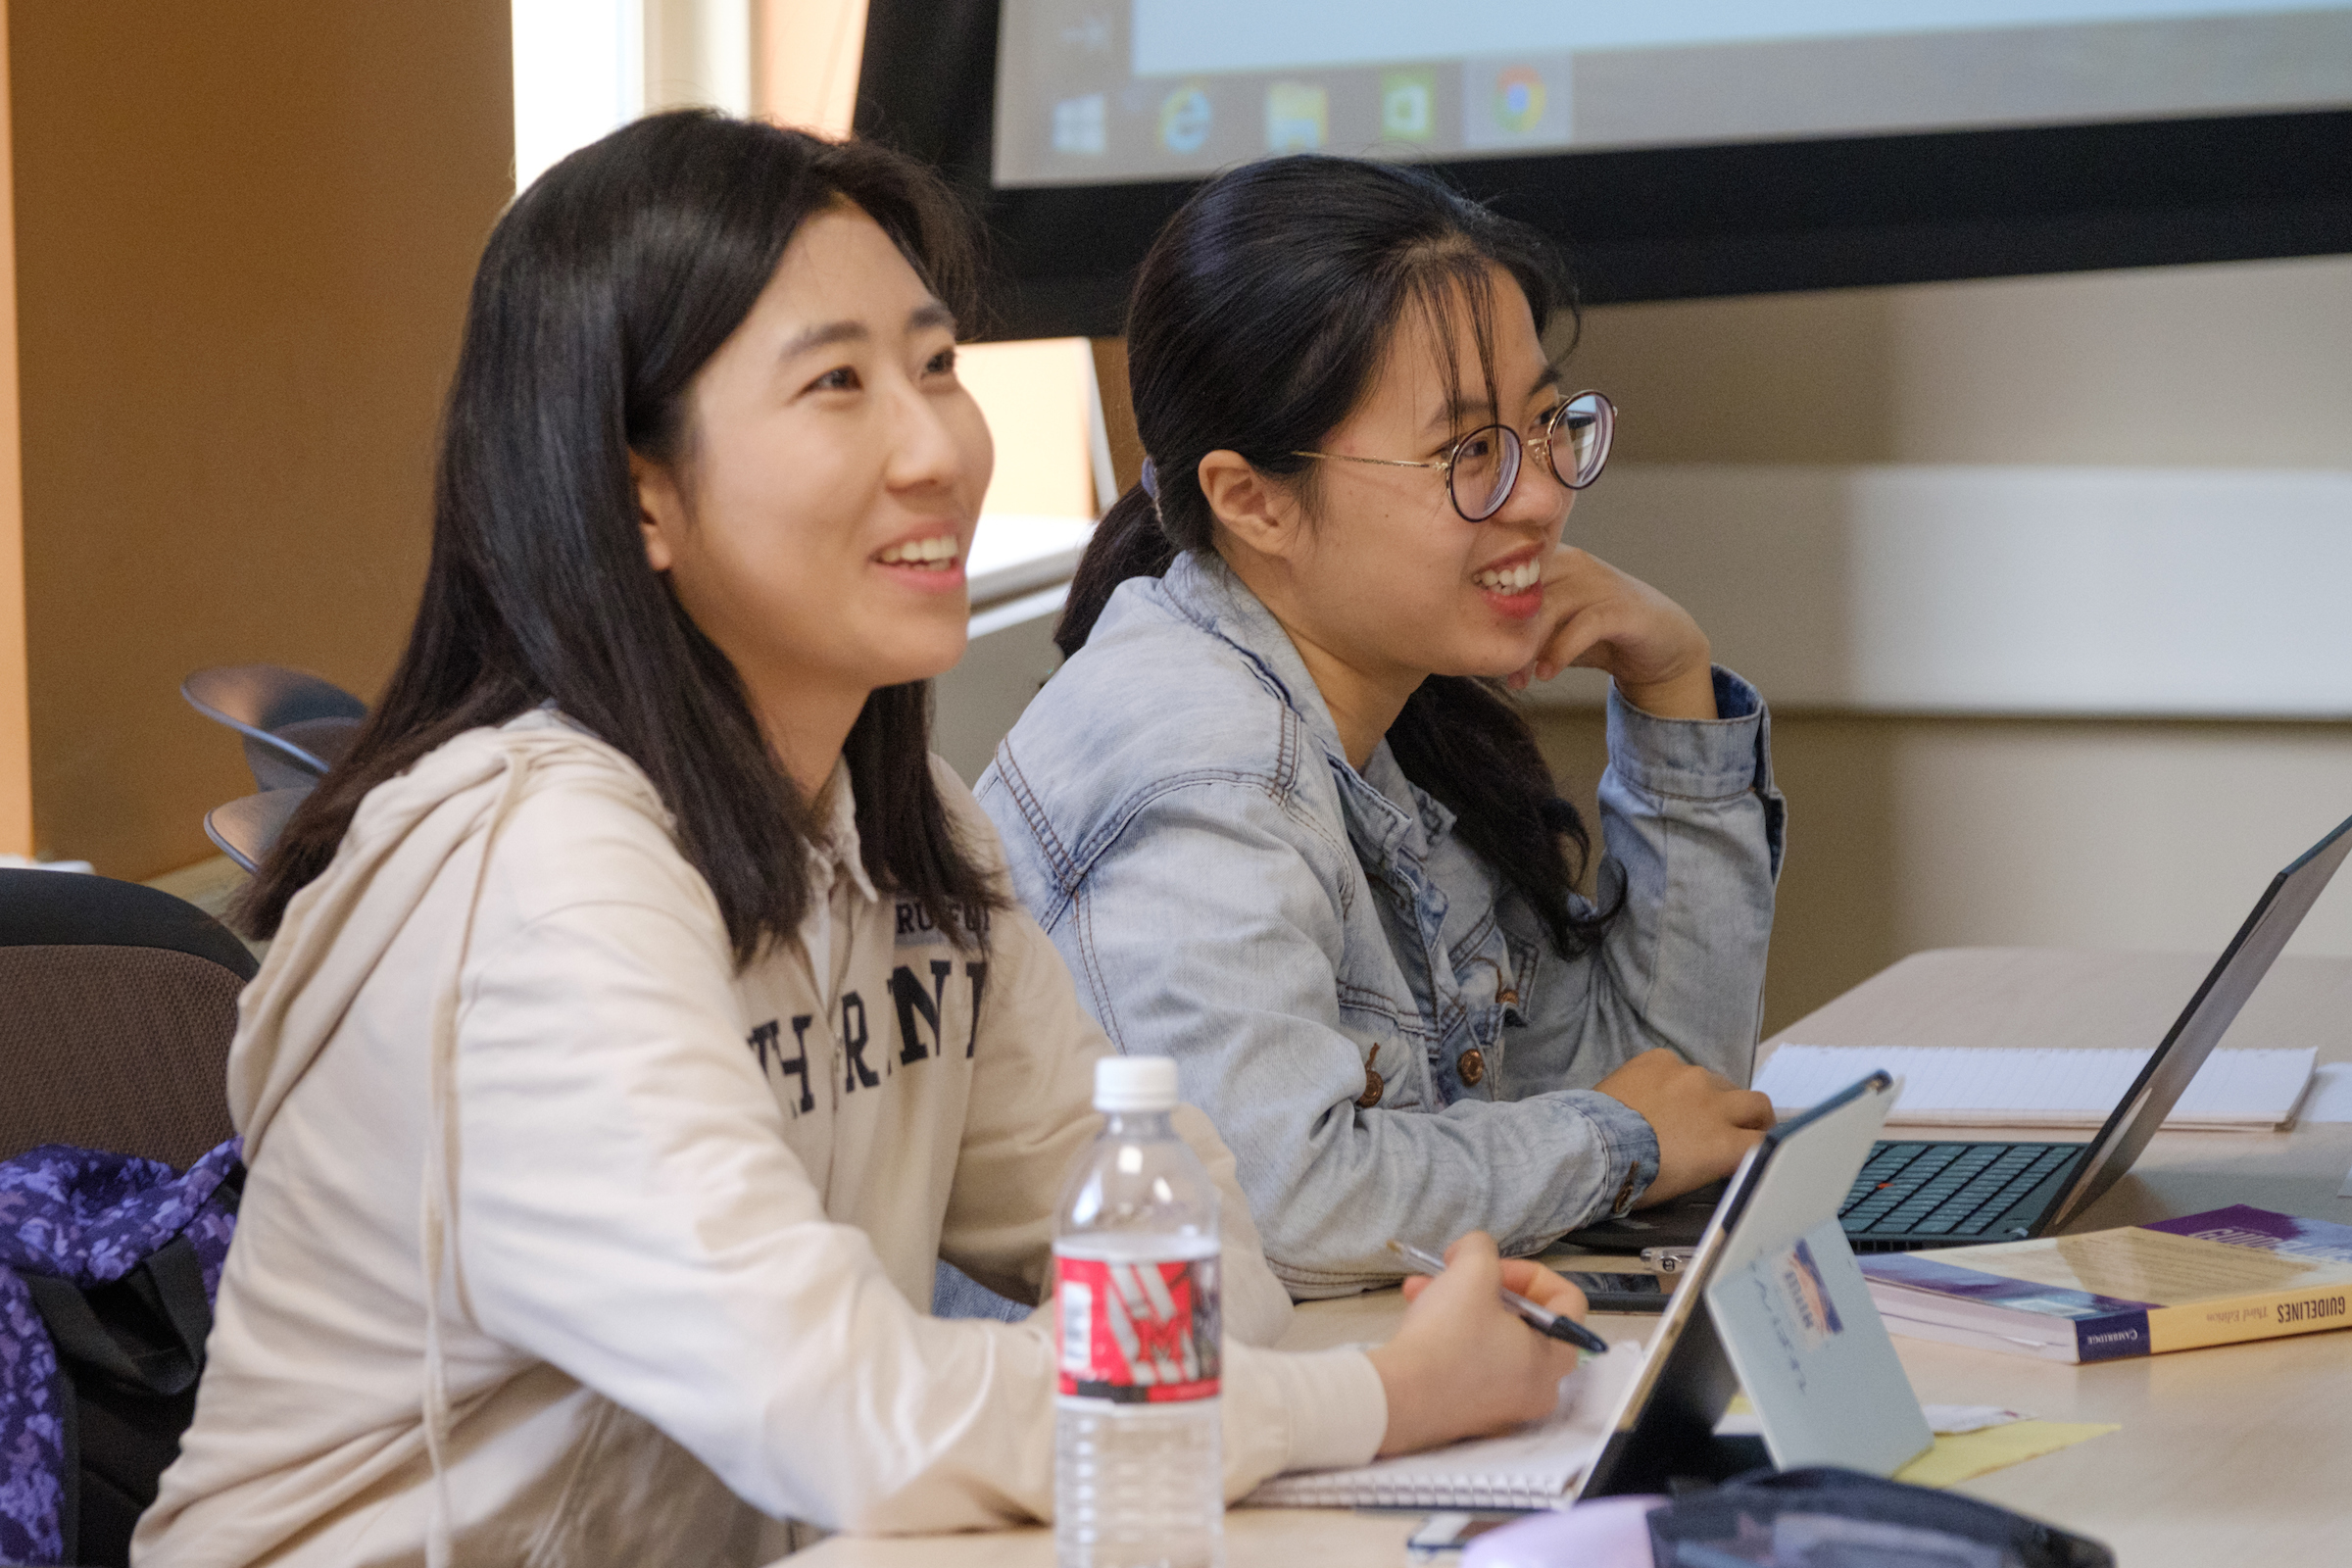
[1291,389,1614,522]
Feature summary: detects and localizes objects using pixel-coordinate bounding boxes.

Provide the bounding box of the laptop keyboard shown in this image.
[1838,1141,2080,1239]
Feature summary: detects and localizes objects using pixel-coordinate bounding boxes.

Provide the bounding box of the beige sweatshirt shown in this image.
[134,711,1384,1567]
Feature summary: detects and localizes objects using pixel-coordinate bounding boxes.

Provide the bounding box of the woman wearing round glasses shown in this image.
[968,155,1782,1298]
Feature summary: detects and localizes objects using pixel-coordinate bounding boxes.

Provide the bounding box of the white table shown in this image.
[799,949,2352,1567]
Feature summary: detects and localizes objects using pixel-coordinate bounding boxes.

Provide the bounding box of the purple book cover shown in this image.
[2140,1204,2352,1265]
[1858,1250,2154,1321]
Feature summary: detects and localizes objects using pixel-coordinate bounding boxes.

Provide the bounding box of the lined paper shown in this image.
[1754,1045,2317,1130]
[1243,1341,1642,1510]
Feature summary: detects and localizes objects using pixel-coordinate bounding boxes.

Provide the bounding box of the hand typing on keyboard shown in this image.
[1593,1049,1779,1206]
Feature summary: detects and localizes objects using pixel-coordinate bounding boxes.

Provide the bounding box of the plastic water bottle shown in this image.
[1053,1056,1224,1568]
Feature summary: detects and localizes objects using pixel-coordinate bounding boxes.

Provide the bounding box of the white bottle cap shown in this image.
[1094,1055,1179,1112]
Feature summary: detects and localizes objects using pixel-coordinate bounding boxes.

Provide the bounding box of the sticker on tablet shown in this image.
[1773,1236,1846,1352]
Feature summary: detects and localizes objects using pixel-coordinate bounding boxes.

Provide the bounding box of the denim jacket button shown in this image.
[1455,1049,1486,1087]
[1496,988,1519,1008]
[1612,1169,1642,1214]
[1356,1069,1385,1108]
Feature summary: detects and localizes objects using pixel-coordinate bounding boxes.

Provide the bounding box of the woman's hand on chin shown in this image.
[1366,1231,1591,1457]
[1505,548,1717,720]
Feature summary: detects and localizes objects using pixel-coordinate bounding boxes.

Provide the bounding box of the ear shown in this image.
[631,450,687,573]
[1197,449,1304,562]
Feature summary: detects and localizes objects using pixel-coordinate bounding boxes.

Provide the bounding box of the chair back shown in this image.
[181,664,367,789]
[0,871,255,1168]
[204,788,310,874]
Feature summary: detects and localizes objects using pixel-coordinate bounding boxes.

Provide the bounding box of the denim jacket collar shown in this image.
[1155,551,1457,875]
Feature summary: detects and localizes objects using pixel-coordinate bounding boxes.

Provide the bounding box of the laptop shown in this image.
[1570,809,2352,1256]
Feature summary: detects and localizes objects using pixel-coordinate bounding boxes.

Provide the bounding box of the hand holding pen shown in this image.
[1363,1230,1597,1458]
[1388,1239,1611,1354]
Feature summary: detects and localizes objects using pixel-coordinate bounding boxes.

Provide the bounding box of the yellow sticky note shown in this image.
[1718,1397,2117,1488]
[1892,1421,2120,1488]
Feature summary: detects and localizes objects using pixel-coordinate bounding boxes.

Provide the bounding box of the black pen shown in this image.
[1385,1240,1611,1355]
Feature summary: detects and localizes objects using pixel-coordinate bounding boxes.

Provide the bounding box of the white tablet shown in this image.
[1578,1071,1932,1496]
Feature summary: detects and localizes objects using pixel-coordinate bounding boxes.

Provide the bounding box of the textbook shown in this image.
[1859,1204,2352,1363]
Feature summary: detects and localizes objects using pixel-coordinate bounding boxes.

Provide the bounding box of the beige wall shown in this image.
[1542,254,2352,1034]
[1535,710,2352,1036]
[1564,252,2352,468]
[9,0,514,876]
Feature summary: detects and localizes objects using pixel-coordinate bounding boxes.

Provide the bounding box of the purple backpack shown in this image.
[1,1140,241,1567]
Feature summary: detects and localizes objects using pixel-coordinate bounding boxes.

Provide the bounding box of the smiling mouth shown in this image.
[876,534,960,571]
[1473,557,1542,594]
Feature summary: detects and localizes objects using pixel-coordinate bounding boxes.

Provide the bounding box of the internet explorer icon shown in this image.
[1160,85,1212,155]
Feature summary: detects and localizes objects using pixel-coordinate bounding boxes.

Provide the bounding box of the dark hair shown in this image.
[1058,155,1615,955]
[241,111,1002,962]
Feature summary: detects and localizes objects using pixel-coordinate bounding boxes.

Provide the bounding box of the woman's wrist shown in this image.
[1364,1339,1438,1457]
[1615,658,1717,721]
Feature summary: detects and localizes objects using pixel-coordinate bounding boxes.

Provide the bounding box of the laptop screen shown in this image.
[2051,810,2352,1229]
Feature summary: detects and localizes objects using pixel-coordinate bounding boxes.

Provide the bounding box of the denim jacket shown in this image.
[975,552,1785,1297]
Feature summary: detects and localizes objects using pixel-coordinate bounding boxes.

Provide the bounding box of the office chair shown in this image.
[203,789,310,876]
[0,872,256,1565]
[180,664,366,792]
[0,869,254,1169]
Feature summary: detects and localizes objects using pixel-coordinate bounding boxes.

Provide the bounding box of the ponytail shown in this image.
[1054,484,1178,657]
[1387,677,1621,956]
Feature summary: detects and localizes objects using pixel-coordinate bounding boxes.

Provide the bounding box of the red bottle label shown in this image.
[1054,1252,1221,1402]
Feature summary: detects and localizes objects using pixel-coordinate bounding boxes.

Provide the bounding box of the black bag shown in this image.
[1646,1466,2115,1568]
[20,1233,220,1567]
[1,1148,242,1568]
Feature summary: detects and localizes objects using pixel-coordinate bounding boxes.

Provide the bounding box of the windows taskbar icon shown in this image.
[1463,58,1567,150]
[1052,91,1107,157]
[1266,80,1328,153]
[1381,68,1436,142]
[1493,66,1544,135]
[1160,83,1212,154]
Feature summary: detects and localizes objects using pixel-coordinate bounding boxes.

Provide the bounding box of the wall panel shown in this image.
[10,0,514,875]
[0,10,24,855]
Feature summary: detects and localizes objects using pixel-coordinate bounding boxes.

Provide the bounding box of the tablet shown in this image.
[1577,1071,1931,1496]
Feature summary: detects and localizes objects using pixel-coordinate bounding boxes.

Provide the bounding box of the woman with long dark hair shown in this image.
[975,156,1784,1298]
[134,117,1590,1564]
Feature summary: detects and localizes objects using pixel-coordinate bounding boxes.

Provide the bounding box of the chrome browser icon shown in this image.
[1491,66,1545,135]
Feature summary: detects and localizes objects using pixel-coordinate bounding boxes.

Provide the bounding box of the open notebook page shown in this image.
[1754,1046,2316,1130]
[1243,1341,1644,1512]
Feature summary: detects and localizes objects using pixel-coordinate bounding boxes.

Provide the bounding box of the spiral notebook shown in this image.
[1754,1044,2316,1131]
[1242,1341,1645,1512]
